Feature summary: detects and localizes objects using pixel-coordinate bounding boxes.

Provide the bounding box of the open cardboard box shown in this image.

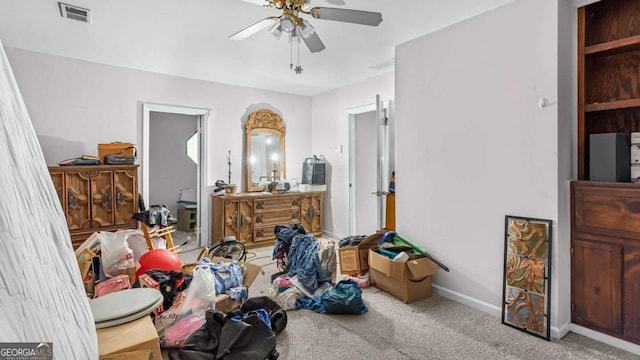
[338,230,384,276]
[368,249,438,303]
[210,256,262,313]
[97,315,161,360]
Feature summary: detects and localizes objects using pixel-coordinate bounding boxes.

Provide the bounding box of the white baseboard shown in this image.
[553,321,571,340]
[322,230,345,240]
[432,284,501,317]
[570,324,640,356]
[432,285,571,341]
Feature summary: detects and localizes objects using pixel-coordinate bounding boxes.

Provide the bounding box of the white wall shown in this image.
[311,72,394,239]
[6,47,312,244]
[396,0,566,335]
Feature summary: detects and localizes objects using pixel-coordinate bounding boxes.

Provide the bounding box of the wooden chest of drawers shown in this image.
[211,192,322,249]
[49,165,138,249]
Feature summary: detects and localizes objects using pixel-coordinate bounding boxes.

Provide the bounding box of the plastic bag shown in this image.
[157,265,217,347]
[320,280,367,315]
[122,230,148,262]
[98,231,134,277]
[197,259,244,295]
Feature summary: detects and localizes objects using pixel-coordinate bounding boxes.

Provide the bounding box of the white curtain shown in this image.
[0,40,98,358]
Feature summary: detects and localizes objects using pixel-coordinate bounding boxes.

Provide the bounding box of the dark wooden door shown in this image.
[572,237,623,336]
[624,245,640,341]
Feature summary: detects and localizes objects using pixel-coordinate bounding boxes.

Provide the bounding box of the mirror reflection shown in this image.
[250,133,281,185]
[245,109,286,192]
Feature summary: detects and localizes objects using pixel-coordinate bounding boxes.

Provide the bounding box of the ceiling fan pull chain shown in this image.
[295,38,303,74]
[289,32,293,70]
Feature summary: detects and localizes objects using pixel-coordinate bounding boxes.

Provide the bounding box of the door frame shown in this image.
[142,103,211,247]
[347,98,391,235]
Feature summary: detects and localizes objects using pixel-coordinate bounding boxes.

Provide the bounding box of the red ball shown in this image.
[135,249,183,282]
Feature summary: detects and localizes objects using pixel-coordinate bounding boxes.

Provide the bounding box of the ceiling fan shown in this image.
[229,0,383,54]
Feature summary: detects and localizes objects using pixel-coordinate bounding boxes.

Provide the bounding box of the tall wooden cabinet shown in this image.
[49,165,138,249]
[573,0,640,345]
[211,192,323,249]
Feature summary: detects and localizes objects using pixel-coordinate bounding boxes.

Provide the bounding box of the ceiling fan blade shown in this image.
[310,7,382,26]
[301,31,326,53]
[237,0,271,6]
[229,17,278,41]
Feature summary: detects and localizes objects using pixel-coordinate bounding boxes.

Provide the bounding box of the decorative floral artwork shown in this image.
[502,215,552,341]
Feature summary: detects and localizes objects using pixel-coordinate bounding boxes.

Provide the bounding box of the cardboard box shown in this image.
[98,142,136,164]
[97,315,161,360]
[210,256,262,313]
[338,231,384,276]
[368,249,438,303]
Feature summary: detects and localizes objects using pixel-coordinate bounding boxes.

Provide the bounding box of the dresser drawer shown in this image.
[254,209,300,227]
[254,197,300,213]
[573,183,640,238]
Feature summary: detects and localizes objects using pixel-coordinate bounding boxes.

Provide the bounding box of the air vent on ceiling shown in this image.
[58,2,92,24]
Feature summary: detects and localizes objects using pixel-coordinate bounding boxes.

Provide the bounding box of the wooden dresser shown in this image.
[211,192,322,249]
[48,165,139,249]
[571,181,640,343]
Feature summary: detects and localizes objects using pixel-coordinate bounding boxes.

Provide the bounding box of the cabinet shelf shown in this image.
[585,98,640,112]
[585,34,640,56]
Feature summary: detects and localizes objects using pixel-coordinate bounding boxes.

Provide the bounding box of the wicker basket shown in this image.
[181,247,209,276]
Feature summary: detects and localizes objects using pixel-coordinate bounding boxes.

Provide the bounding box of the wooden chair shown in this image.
[139,222,178,253]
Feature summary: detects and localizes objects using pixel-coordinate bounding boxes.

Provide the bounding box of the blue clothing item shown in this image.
[272,224,306,260]
[198,259,244,295]
[286,234,329,293]
[295,295,326,314]
[231,309,272,329]
[229,286,247,302]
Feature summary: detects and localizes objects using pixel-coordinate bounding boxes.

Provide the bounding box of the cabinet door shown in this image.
[223,200,253,243]
[113,168,137,226]
[90,170,115,228]
[50,171,64,208]
[301,194,322,234]
[572,238,623,335]
[64,172,91,230]
[624,245,640,342]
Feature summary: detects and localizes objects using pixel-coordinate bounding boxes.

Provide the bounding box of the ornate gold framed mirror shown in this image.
[245,109,286,192]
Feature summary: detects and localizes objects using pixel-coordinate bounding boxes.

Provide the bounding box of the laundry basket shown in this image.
[181,247,209,276]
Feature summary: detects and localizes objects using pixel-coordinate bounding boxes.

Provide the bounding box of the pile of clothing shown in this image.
[269,225,365,316]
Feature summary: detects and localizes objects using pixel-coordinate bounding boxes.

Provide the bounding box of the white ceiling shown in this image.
[0,0,514,96]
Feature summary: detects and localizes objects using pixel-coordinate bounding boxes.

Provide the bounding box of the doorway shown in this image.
[347,96,391,236]
[142,103,210,248]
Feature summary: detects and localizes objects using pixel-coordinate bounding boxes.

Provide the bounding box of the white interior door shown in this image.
[348,95,390,236]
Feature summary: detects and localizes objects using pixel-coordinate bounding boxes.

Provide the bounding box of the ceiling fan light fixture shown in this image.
[280,16,295,33]
[298,19,315,39]
[289,28,301,44]
[269,22,284,39]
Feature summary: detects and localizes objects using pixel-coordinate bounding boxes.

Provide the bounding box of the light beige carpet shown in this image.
[165,244,638,360]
